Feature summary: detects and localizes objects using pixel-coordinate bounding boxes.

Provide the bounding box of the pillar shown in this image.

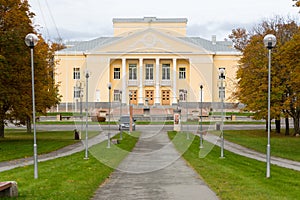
[138,58,143,105]
[172,58,177,104]
[155,58,160,105]
[122,58,126,104]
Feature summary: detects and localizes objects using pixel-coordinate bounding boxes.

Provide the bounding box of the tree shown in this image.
[0,0,60,137]
[230,17,299,134]
[293,0,300,7]
[228,28,250,52]
[278,29,300,135]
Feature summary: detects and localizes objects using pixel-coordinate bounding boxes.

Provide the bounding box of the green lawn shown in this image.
[0,129,99,162]
[168,131,300,200]
[223,129,300,161]
[0,132,139,200]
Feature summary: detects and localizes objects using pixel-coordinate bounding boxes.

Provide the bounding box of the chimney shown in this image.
[212,35,216,45]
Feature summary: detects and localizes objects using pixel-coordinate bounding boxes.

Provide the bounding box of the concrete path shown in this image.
[0,130,119,172]
[202,132,300,171]
[91,126,218,200]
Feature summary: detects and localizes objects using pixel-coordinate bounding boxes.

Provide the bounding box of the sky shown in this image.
[27,0,299,42]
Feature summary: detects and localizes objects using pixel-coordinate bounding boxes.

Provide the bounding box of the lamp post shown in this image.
[185,90,189,140]
[107,82,112,148]
[25,33,39,179]
[199,85,204,149]
[219,68,225,158]
[263,34,276,178]
[129,91,133,133]
[76,80,83,135]
[179,90,183,132]
[119,91,123,140]
[85,70,89,159]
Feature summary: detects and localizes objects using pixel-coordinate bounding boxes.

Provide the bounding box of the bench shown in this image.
[225,116,232,120]
[0,181,18,197]
[61,116,71,120]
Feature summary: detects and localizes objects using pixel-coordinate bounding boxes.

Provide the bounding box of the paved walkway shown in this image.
[0,130,119,172]
[91,126,218,200]
[202,132,300,171]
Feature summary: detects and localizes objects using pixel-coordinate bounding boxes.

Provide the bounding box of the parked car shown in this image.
[119,115,136,131]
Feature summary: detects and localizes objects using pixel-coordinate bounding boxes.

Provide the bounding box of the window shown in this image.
[73,68,80,79]
[145,64,153,80]
[114,90,121,101]
[114,68,120,79]
[179,89,187,101]
[162,64,170,80]
[129,64,137,80]
[179,67,186,79]
[73,86,81,98]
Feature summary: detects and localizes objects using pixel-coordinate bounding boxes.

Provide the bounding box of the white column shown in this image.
[138,58,143,105]
[172,58,177,104]
[155,58,160,105]
[121,58,126,104]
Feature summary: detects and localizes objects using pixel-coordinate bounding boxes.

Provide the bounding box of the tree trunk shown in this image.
[293,117,300,136]
[0,121,4,138]
[275,119,280,134]
[26,116,32,133]
[285,117,290,136]
[265,119,271,132]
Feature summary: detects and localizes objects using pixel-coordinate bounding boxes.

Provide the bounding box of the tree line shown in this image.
[229,16,300,135]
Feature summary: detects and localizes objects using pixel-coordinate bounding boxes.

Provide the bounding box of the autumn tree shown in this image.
[0,0,60,137]
[230,17,299,134]
[278,29,300,135]
[293,0,300,7]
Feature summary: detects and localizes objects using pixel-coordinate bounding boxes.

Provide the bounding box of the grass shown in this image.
[223,129,300,162]
[168,131,300,200]
[0,132,139,200]
[0,129,99,162]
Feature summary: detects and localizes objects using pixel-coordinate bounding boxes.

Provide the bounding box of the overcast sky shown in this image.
[28,0,299,42]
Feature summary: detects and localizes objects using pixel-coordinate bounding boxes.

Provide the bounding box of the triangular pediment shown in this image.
[90,28,211,54]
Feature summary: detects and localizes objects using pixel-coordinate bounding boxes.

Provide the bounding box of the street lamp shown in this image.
[119,91,123,140]
[199,85,204,149]
[25,33,39,179]
[263,34,276,178]
[185,90,189,140]
[219,68,225,158]
[76,81,83,135]
[85,70,89,159]
[129,91,133,133]
[107,82,112,148]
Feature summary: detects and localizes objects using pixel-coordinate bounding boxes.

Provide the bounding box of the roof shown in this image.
[179,37,238,53]
[113,17,188,23]
[58,35,239,54]
[59,37,120,52]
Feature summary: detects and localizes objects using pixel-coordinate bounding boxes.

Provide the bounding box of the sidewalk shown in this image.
[203,133,300,171]
[91,126,218,200]
[0,130,118,172]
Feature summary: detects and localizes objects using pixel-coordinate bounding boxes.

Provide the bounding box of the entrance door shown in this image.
[161,90,170,105]
[145,90,154,105]
[129,90,137,105]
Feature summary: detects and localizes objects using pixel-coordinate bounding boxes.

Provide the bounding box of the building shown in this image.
[54,17,241,112]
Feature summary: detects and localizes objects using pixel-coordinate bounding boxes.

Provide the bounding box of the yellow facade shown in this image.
[54,17,241,111]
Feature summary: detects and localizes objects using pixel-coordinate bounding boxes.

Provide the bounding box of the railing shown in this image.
[128,80,138,86]
[144,80,154,86]
[161,79,171,86]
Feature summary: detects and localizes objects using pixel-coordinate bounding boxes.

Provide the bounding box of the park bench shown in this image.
[0,181,18,197]
[61,116,71,120]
